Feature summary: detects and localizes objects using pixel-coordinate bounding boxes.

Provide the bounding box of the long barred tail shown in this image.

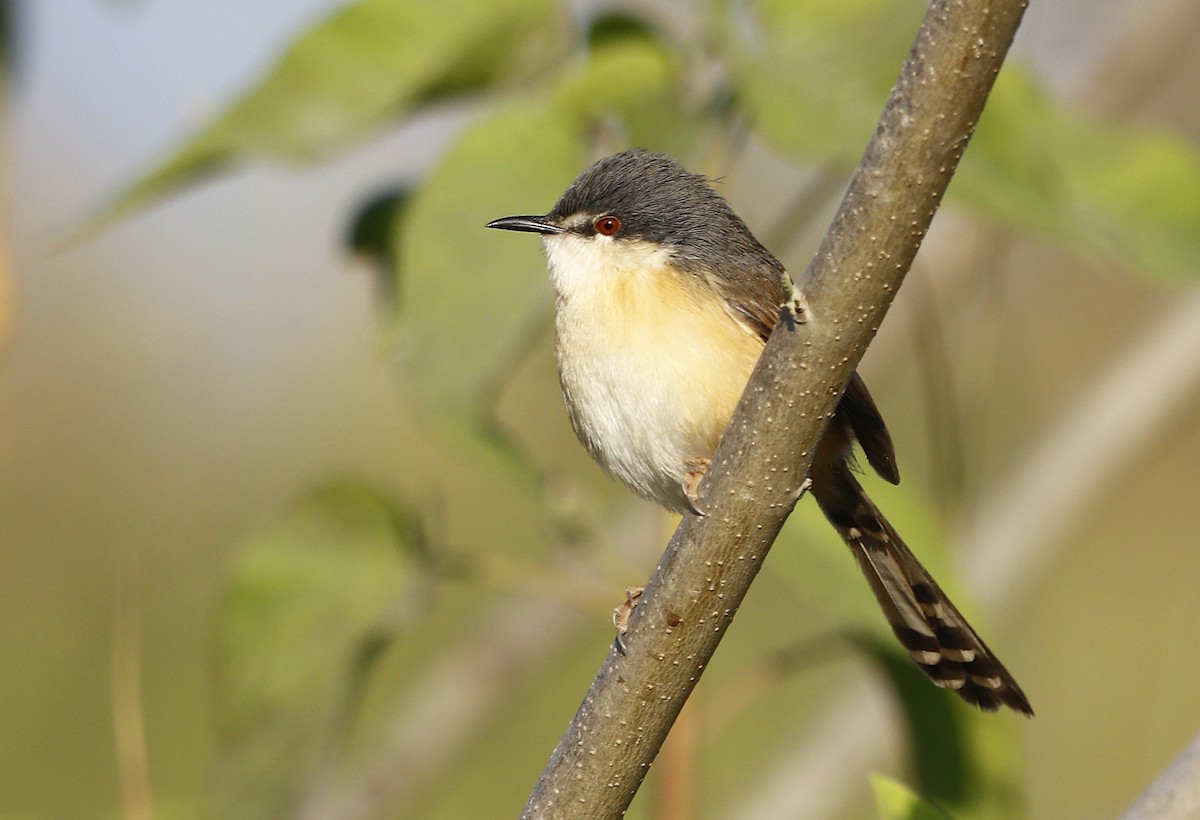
[812,465,1033,715]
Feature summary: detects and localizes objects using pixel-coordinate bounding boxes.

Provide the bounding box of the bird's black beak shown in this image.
[486,215,564,235]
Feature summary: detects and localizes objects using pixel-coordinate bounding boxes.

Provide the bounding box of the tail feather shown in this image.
[813,467,1033,715]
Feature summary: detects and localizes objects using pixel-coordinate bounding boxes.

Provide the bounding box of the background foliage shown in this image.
[3,1,1200,818]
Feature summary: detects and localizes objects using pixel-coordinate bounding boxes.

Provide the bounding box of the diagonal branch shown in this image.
[522,1,1030,816]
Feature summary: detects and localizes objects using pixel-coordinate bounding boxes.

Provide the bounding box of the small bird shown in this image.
[487,148,1032,715]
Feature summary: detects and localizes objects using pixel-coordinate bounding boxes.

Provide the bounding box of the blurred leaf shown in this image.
[856,634,977,806]
[347,186,411,263]
[552,33,673,120]
[553,19,693,154]
[871,773,949,820]
[216,479,423,819]
[586,11,664,49]
[730,0,924,163]
[957,69,1200,281]
[731,3,1200,282]
[392,103,584,429]
[346,184,413,310]
[93,0,565,227]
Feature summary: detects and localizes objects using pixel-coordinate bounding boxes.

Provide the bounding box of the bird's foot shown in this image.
[682,457,710,516]
[780,276,809,327]
[612,586,645,654]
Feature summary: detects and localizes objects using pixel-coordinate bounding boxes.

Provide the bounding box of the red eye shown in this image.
[594,216,621,236]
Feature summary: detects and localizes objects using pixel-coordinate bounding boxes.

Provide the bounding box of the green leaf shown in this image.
[729,0,924,163]
[215,479,421,819]
[392,103,585,428]
[856,634,977,806]
[871,773,950,820]
[94,0,565,227]
[731,3,1200,282]
[345,185,414,311]
[551,23,693,155]
[957,69,1200,281]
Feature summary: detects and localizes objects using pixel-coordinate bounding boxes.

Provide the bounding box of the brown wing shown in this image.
[723,279,785,344]
[721,272,899,486]
[840,373,899,484]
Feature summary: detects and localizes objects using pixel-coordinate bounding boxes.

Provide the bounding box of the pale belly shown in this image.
[553,268,764,512]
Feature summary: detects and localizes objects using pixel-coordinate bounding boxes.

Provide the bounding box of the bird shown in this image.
[486,148,1032,715]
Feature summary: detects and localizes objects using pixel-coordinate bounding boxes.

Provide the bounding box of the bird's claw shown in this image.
[683,457,710,516]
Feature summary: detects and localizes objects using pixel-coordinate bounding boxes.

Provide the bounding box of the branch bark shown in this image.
[523,1,1029,816]
[1121,733,1200,820]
